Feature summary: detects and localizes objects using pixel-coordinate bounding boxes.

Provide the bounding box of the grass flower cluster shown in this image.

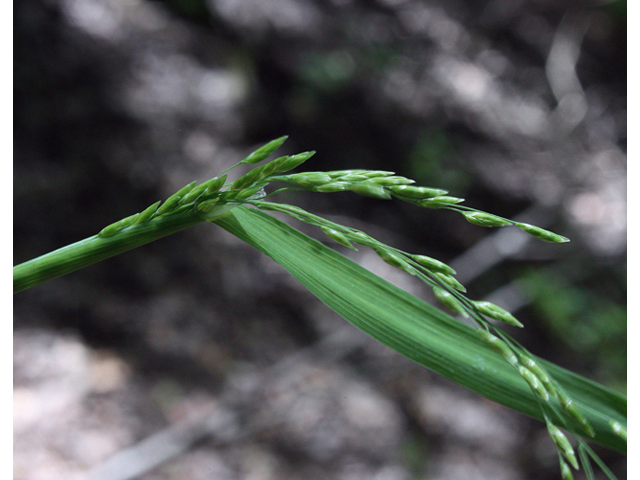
[13,137,625,478]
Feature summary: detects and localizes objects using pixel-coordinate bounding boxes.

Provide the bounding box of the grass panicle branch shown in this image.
[13,137,624,478]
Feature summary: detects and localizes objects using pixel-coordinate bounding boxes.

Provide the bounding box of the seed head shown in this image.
[433,272,466,292]
[547,424,579,470]
[313,182,351,193]
[98,213,139,238]
[339,174,371,182]
[348,231,376,247]
[234,185,267,201]
[348,181,392,199]
[202,175,227,196]
[433,287,469,317]
[172,181,197,200]
[417,196,465,208]
[609,420,627,442]
[477,329,518,365]
[560,459,575,480]
[557,390,595,437]
[375,248,415,275]
[133,201,161,224]
[370,176,416,186]
[277,151,316,172]
[325,169,368,178]
[240,136,288,165]
[321,227,357,250]
[388,185,448,198]
[360,170,396,178]
[515,222,570,243]
[179,182,209,205]
[473,301,523,328]
[155,195,182,216]
[519,365,550,401]
[517,353,556,397]
[280,172,333,187]
[196,198,219,213]
[232,165,268,191]
[463,211,512,227]
[410,255,456,275]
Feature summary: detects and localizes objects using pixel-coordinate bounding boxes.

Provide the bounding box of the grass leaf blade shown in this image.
[214,206,626,453]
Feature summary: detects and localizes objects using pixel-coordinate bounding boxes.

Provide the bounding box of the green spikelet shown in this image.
[547,424,579,470]
[515,222,570,243]
[321,227,357,250]
[410,255,456,275]
[473,301,523,328]
[98,213,139,238]
[477,329,518,366]
[462,211,512,227]
[133,201,161,225]
[240,136,289,165]
[433,287,469,318]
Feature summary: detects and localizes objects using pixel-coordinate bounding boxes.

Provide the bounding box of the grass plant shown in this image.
[13,137,626,478]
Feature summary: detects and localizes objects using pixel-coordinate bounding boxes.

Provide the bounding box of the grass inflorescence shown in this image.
[14,137,621,479]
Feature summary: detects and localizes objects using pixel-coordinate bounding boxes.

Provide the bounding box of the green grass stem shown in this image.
[13,209,205,293]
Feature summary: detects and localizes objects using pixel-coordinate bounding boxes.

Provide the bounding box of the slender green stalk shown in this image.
[13,209,206,293]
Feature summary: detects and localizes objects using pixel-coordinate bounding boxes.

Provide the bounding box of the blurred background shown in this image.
[14,0,626,479]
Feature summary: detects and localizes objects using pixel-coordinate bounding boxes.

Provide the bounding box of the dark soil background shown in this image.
[14,1,626,479]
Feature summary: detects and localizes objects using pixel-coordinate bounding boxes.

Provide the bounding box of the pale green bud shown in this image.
[240,136,288,165]
[434,287,469,317]
[171,181,197,200]
[477,329,518,365]
[609,420,627,442]
[473,301,523,328]
[258,155,289,176]
[98,213,139,238]
[557,390,595,437]
[388,185,448,198]
[340,174,371,182]
[417,196,465,208]
[349,181,392,199]
[349,231,375,247]
[281,172,332,187]
[375,249,415,275]
[515,222,570,243]
[519,365,550,401]
[155,195,182,216]
[232,165,267,191]
[560,459,574,480]
[196,198,219,213]
[410,255,456,275]
[234,185,267,201]
[325,169,367,178]
[547,424,579,470]
[321,227,357,250]
[133,201,161,224]
[179,182,210,205]
[277,151,316,172]
[463,211,512,227]
[200,203,237,221]
[433,272,466,292]
[313,181,351,192]
[202,175,227,195]
[361,170,396,178]
[370,176,415,186]
[517,353,556,397]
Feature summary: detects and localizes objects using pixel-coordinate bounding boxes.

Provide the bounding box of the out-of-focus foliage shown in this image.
[523,269,626,394]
